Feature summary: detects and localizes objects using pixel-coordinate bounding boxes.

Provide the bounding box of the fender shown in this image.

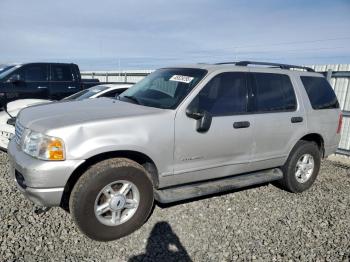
[65,133,173,177]
[285,132,324,163]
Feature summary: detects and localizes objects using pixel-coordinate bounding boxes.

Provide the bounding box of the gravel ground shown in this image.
[0,151,349,261]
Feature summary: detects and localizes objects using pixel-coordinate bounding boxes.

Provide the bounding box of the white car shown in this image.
[0,84,131,150]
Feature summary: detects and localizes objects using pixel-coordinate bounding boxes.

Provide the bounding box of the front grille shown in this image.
[14,121,25,145]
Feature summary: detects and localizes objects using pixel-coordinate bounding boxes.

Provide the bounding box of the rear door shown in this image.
[249,71,307,170]
[4,63,50,102]
[49,64,80,100]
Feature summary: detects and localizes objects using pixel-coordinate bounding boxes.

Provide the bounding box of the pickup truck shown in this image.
[0,62,100,108]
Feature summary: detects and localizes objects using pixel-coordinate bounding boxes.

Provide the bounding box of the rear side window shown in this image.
[300,76,339,109]
[51,65,73,81]
[252,73,297,112]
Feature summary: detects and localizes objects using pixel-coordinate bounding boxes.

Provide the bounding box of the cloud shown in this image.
[1,0,349,69]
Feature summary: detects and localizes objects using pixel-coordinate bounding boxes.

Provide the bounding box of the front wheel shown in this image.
[69,158,154,241]
[280,140,321,193]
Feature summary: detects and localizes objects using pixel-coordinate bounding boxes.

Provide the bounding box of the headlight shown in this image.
[22,130,65,161]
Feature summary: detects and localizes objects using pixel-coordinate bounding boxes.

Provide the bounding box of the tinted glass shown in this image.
[22,65,48,81]
[253,73,296,112]
[300,76,339,109]
[0,65,15,75]
[101,88,128,98]
[51,65,73,81]
[63,86,109,101]
[193,72,247,116]
[120,68,207,109]
[0,65,17,80]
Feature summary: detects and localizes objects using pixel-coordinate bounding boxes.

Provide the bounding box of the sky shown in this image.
[1,0,350,70]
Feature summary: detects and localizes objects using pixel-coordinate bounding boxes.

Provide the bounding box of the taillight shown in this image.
[337,113,343,134]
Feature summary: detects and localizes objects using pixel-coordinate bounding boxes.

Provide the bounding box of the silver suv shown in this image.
[8,61,341,241]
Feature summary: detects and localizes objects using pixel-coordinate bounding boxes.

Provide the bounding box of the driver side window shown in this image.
[17,65,48,82]
[192,72,248,116]
[9,65,48,82]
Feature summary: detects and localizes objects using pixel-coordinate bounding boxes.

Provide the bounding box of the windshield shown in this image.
[63,85,110,101]
[0,65,19,80]
[119,68,207,109]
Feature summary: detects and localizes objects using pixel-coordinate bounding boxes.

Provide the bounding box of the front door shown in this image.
[3,63,50,103]
[172,72,254,186]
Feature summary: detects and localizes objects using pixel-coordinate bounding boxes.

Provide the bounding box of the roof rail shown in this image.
[214,62,237,65]
[234,61,315,72]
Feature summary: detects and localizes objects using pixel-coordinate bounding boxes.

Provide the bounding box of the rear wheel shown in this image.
[280,140,321,193]
[69,158,154,241]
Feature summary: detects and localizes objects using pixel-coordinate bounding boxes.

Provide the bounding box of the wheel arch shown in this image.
[60,150,159,211]
[300,133,324,156]
[291,133,324,158]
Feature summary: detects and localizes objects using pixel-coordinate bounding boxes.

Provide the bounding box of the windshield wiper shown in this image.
[123,95,140,105]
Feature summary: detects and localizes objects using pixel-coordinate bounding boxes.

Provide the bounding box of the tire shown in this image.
[69,158,154,241]
[280,140,321,193]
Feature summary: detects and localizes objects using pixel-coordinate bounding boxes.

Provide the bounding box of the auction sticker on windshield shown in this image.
[169,75,194,84]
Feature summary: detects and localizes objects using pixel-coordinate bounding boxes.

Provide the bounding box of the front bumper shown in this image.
[0,124,15,151]
[13,175,65,206]
[8,139,84,207]
[0,135,10,151]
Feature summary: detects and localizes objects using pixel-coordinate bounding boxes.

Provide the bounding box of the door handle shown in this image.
[291,117,303,123]
[68,86,77,89]
[233,121,250,129]
[37,86,48,89]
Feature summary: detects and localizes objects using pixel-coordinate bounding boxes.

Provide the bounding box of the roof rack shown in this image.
[215,61,315,72]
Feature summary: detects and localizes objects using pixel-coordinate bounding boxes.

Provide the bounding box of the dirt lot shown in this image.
[0,151,349,261]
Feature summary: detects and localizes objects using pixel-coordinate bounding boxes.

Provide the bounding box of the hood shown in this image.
[18,98,165,132]
[7,99,52,117]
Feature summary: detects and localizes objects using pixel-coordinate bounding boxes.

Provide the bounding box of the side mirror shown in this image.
[7,117,16,126]
[186,108,204,120]
[8,74,22,83]
[186,107,212,133]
